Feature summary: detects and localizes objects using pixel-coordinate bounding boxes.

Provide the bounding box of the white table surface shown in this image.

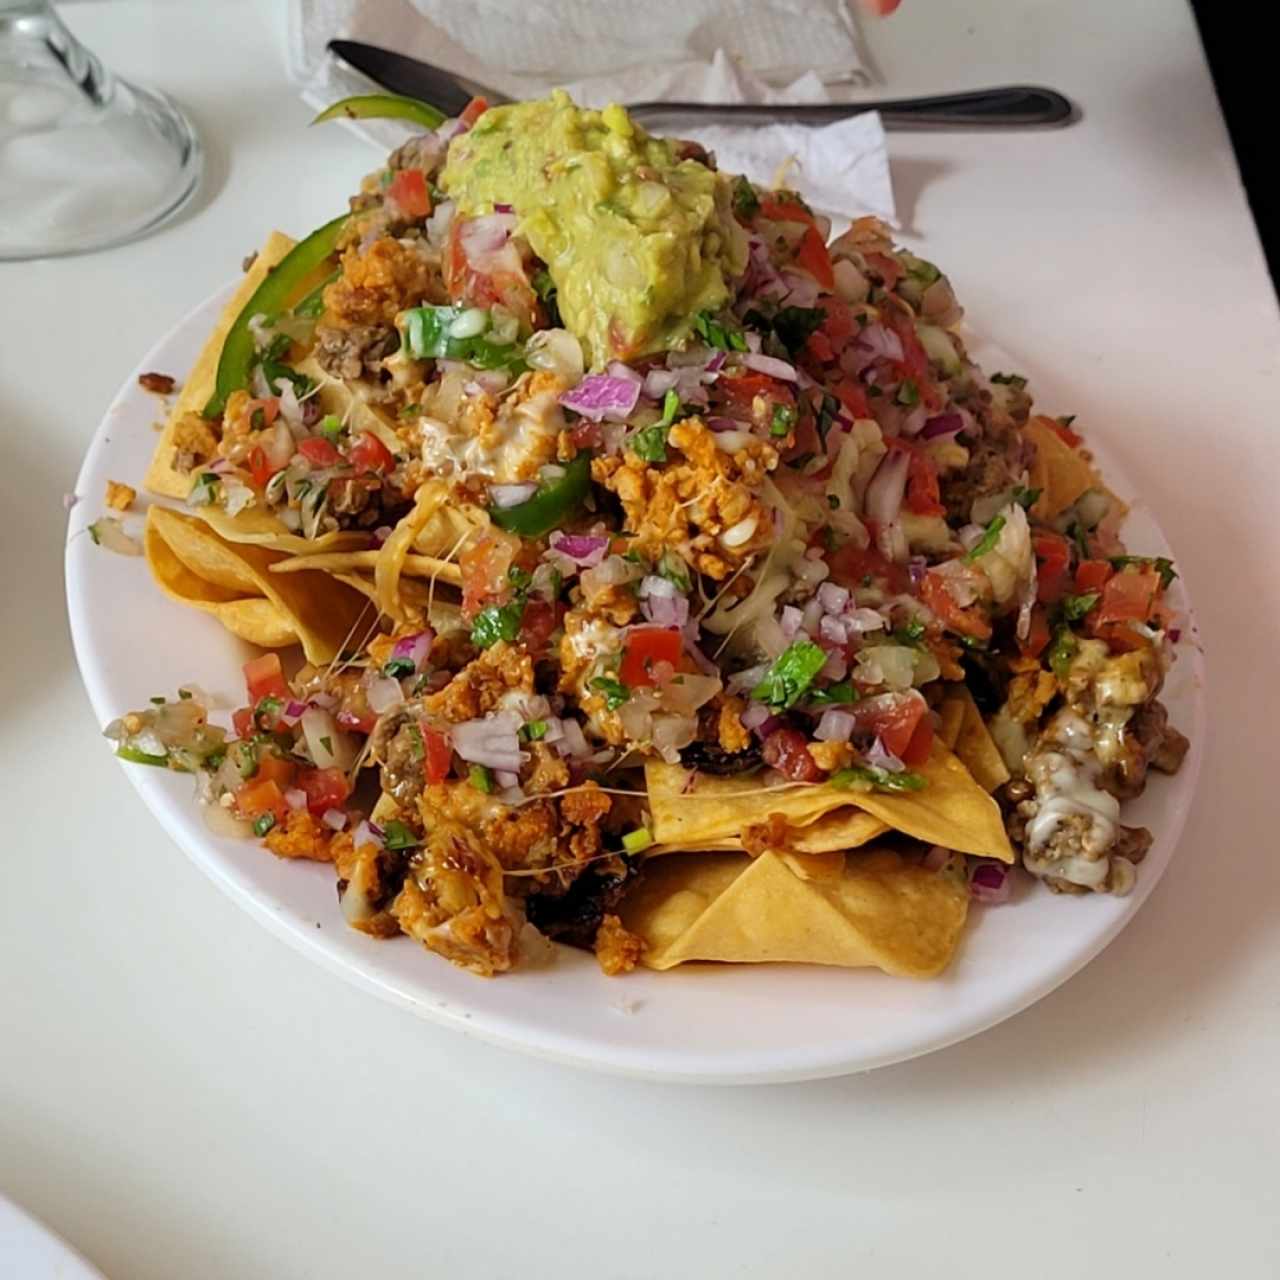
[3,1,1278,1275]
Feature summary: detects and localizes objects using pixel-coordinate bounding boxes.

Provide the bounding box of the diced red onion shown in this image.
[1168,627,1182,643]
[728,662,770,694]
[559,374,641,423]
[549,530,610,567]
[741,353,797,382]
[605,360,643,386]
[908,556,928,588]
[642,593,689,628]
[865,449,910,527]
[740,701,771,732]
[365,675,404,715]
[846,607,887,634]
[752,714,783,740]
[279,699,306,725]
[643,368,680,400]
[779,605,803,639]
[392,629,434,670]
[284,787,307,811]
[490,482,538,509]
[801,598,824,635]
[865,737,906,773]
[495,769,520,789]
[373,525,393,546]
[819,614,849,647]
[450,713,527,772]
[781,270,820,307]
[859,324,904,363]
[820,649,848,681]
[900,404,928,438]
[322,808,347,831]
[681,623,718,676]
[969,860,1012,904]
[921,412,964,440]
[817,582,849,615]
[458,212,516,258]
[640,575,676,599]
[815,707,857,742]
[554,717,590,758]
[351,819,384,851]
[493,202,513,214]
[705,416,740,433]
[705,350,728,372]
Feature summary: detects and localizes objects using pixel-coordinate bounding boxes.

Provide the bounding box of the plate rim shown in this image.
[64,280,1208,1085]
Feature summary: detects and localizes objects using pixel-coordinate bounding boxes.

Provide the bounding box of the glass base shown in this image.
[0,2,202,260]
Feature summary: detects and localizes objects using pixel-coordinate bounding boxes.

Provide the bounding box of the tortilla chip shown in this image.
[620,848,970,977]
[194,505,369,556]
[145,233,297,501]
[144,520,300,648]
[646,741,1013,862]
[942,686,1011,794]
[1026,416,1098,521]
[145,506,375,664]
[331,573,464,631]
[270,548,462,588]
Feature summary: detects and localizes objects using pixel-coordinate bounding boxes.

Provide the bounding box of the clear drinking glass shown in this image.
[0,0,201,260]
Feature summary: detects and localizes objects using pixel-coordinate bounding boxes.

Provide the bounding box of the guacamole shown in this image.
[440,91,748,368]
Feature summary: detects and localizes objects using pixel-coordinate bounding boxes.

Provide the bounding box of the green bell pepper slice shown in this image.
[203,213,349,419]
[489,454,592,538]
[116,745,170,767]
[312,93,446,131]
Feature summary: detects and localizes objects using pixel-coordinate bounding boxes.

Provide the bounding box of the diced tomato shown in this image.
[832,376,870,420]
[900,445,944,517]
[620,628,684,688]
[459,96,489,128]
[243,397,280,427]
[920,570,993,640]
[884,311,940,408]
[232,706,254,740]
[570,421,602,449]
[459,532,518,617]
[719,370,784,408]
[758,195,816,227]
[235,778,289,824]
[855,692,927,760]
[297,766,349,815]
[1020,605,1051,659]
[1034,532,1073,604]
[387,168,431,219]
[519,599,562,658]
[349,431,394,474]
[1094,569,1161,626]
[243,653,288,703]
[762,727,823,782]
[423,728,452,785]
[818,298,856,346]
[336,707,377,735]
[828,540,910,595]
[255,753,297,789]
[1074,559,1114,593]
[1044,416,1082,447]
[805,330,835,364]
[795,226,835,290]
[298,436,340,467]
[865,251,903,289]
[901,715,934,767]
[247,445,278,489]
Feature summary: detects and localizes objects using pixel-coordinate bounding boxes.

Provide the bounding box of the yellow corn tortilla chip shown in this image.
[1026,416,1098,521]
[620,848,970,977]
[938,698,965,751]
[941,686,1011,794]
[193,505,369,556]
[145,505,375,664]
[647,741,1013,862]
[145,232,297,501]
[270,548,463,588]
[331,573,464,631]
[144,520,300,648]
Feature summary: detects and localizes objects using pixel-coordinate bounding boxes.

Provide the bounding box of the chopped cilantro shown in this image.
[382,656,415,678]
[990,371,1028,389]
[1059,414,1077,427]
[1012,485,1042,510]
[903,254,941,285]
[965,513,1007,562]
[1069,521,1092,560]
[657,550,691,593]
[188,472,222,506]
[1061,592,1099,622]
[732,176,760,219]
[532,268,561,327]
[507,564,533,591]
[468,764,494,794]
[381,819,420,851]
[252,813,277,837]
[658,388,682,428]
[520,719,549,742]
[405,724,424,762]
[1047,626,1078,681]
[752,640,828,711]
[398,403,421,419]
[629,423,669,464]
[178,688,193,700]
[827,494,839,510]
[896,378,920,407]
[889,617,927,647]
[770,402,798,437]
[808,681,858,706]
[471,600,524,649]
[150,696,166,705]
[590,675,631,710]
[318,414,344,442]
[1109,555,1177,589]
[787,451,815,471]
[770,305,825,356]
[253,696,282,731]
[319,735,333,756]
[867,384,884,398]
[816,392,841,444]
[830,766,927,793]
[693,310,747,353]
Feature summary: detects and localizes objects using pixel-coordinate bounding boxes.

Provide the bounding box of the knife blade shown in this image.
[328,40,507,118]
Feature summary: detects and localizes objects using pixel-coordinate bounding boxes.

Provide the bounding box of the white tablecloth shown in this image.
[3,1,1277,1275]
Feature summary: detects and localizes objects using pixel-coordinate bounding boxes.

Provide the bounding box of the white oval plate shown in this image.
[66,284,1206,1084]
[0,1194,105,1280]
